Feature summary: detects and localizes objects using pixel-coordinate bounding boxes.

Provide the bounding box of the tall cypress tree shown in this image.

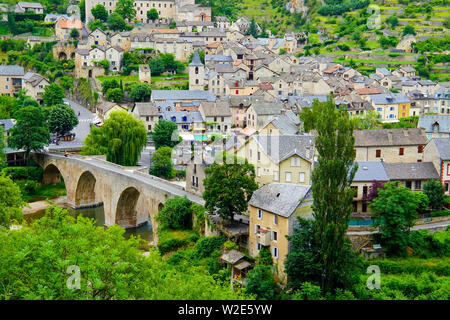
[299,96,357,293]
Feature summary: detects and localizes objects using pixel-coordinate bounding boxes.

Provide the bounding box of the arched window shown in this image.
[171,116,176,122]
[195,79,199,84]
[195,67,199,74]
[182,116,187,122]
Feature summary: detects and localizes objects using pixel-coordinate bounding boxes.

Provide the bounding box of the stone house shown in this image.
[382,162,439,191]
[423,138,450,195]
[0,65,24,97]
[132,102,159,132]
[246,101,282,131]
[248,183,313,282]
[198,100,232,132]
[55,19,83,41]
[418,115,450,140]
[354,128,428,163]
[236,134,315,187]
[23,72,49,104]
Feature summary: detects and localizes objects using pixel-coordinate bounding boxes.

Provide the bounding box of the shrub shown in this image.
[408,229,450,258]
[258,246,273,265]
[2,166,43,181]
[23,180,37,194]
[156,196,192,230]
[223,240,239,251]
[194,236,226,258]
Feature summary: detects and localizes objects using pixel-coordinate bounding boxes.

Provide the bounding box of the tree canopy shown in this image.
[8,106,49,163]
[0,172,25,228]
[150,146,175,179]
[130,83,151,102]
[42,83,65,107]
[91,4,108,22]
[107,12,127,31]
[115,0,136,21]
[0,205,247,299]
[299,96,358,293]
[423,179,445,210]
[203,152,258,222]
[82,111,147,166]
[147,8,159,21]
[48,104,79,135]
[152,119,180,149]
[156,196,193,230]
[370,182,427,256]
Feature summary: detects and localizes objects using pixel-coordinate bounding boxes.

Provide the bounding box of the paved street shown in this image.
[48,99,94,151]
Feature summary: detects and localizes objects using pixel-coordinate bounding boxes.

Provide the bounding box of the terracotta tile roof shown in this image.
[56,19,82,29]
[355,87,382,95]
[206,41,221,48]
[153,28,180,34]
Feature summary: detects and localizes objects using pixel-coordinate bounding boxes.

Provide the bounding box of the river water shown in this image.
[24,205,154,242]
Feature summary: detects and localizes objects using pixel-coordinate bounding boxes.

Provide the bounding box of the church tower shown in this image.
[189,50,204,91]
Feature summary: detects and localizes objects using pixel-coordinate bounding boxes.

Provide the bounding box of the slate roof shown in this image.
[382,162,439,180]
[133,102,158,116]
[0,65,24,76]
[368,93,411,105]
[199,101,231,117]
[354,128,427,147]
[249,183,312,218]
[353,161,389,182]
[189,50,203,66]
[0,119,14,131]
[433,138,450,160]
[418,115,450,134]
[152,90,215,102]
[162,110,204,124]
[252,134,314,163]
[268,112,300,135]
[250,101,282,115]
[205,55,233,63]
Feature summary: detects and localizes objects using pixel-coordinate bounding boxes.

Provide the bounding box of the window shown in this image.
[399,147,404,155]
[285,172,291,182]
[414,180,422,190]
[362,201,367,213]
[299,172,305,183]
[273,215,277,225]
[257,209,262,219]
[255,224,260,234]
[257,152,260,161]
[257,243,262,251]
[376,149,381,158]
[274,171,279,181]
[272,231,277,242]
[272,247,278,258]
[418,145,424,153]
[257,167,261,177]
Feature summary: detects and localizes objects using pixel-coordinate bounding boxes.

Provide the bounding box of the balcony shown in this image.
[257,228,271,246]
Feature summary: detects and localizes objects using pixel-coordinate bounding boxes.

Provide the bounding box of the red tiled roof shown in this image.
[355,87,382,95]
[56,19,82,29]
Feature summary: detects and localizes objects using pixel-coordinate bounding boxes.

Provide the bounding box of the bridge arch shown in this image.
[75,171,96,206]
[58,51,67,60]
[115,187,140,227]
[43,163,65,185]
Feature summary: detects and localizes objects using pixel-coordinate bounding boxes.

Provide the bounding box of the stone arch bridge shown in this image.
[33,153,204,230]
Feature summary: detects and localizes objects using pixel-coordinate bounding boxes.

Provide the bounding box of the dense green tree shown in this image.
[0,205,247,299]
[299,96,357,293]
[0,172,25,229]
[48,104,79,135]
[79,0,86,22]
[8,106,49,164]
[403,25,416,36]
[370,182,425,256]
[130,83,151,102]
[285,217,361,292]
[147,8,159,21]
[423,179,445,210]
[101,78,120,95]
[152,119,180,149]
[387,15,399,28]
[150,146,176,179]
[107,12,127,31]
[247,18,259,38]
[245,265,278,300]
[42,83,65,107]
[148,58,165,76]
[82,111,147,166]
[0,126,5,168]
[88,19,107,31]
[70,28,79,39]
[91,4,108,22]
[258,246,273,266]
[203,152,258,222]
[115,0,136,20]
[105,88,123,103]
[353,110,381,129]
[156,196,192,230]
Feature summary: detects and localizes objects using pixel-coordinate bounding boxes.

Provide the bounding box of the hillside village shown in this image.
[0,0,449,301]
